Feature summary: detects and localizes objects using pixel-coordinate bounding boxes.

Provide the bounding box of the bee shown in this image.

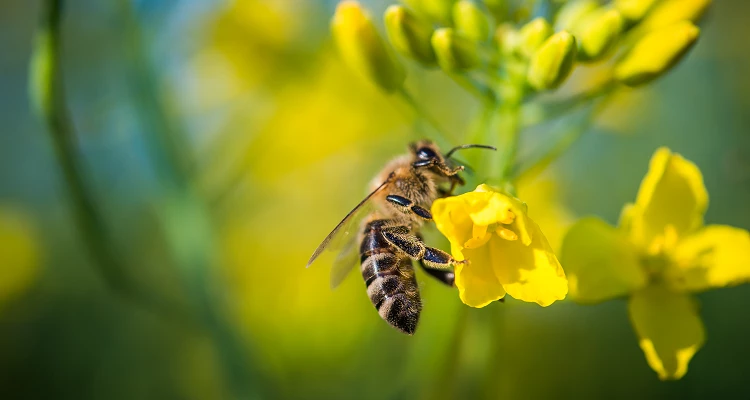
[307,141,495,335]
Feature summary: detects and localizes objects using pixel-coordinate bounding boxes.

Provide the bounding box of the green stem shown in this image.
[31,0,194,324]
[118,3,268,398]
[489,79,524,183]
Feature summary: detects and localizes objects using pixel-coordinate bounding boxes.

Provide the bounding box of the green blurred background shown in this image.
[1,0,749,399]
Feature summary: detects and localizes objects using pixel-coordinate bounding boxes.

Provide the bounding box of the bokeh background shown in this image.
[2,0,750,399]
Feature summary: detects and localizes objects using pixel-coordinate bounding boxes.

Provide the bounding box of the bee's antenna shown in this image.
[444,144,497,158]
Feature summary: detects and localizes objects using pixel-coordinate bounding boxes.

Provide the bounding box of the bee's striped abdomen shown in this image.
[360,220,421,335]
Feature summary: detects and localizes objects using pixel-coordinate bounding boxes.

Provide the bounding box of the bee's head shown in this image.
[409,141,495,169]
[409,140,443,167]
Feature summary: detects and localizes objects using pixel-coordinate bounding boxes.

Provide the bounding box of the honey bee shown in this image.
[307,141,495,335]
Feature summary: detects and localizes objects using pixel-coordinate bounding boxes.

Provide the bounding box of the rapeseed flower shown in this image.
[432,184,568,308]
[561,147,750,380]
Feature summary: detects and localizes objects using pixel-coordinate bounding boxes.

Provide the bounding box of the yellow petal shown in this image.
[432,196,474,247]
[331,1,406,92]
[453,245,506,308]
[561,217,647,304]
[464,191,513,227]
[667,225,750,292]
[491,219,568,306]
[628,285,705,380]
[629,147,708,250]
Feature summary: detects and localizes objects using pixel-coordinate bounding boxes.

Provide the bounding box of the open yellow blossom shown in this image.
[561,147,750,380]
[432,184,568,308]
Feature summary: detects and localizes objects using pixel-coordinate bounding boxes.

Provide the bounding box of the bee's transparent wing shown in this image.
[329,230,362,289]
[307,178,392,286]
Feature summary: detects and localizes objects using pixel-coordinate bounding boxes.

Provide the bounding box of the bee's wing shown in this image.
[329,230,362,289]
[306,178,392,273]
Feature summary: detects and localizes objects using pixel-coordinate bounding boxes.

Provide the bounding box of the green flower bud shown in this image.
[613,0,658,22]
[332,1,405,92]
[577,9,624,62]
[453,0,493,42]
[554,0,599,32]
[518,17,553,58]
[615,21,700,87]
[385,5,437,66]
[640,0,711,31]
[432,28,480,72]
[403,0,456,25]
[527,31,578,91]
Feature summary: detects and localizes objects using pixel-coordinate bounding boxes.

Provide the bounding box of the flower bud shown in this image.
[432,28,480,72]
[402,0,456,25]
[613,0,658,22]
[517,17,553,58]
[331,1,405,92]
[554,0,598,32]
[527,31,578,91]
[453,0,493,42]
[384,5,437,66]
[614,21,700,87]
[640,0,711,31]
[577,9,624,62]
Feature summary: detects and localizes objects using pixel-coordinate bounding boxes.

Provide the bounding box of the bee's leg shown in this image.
[382,226,466,269]
[435,163,464,177]
[386,195,432,221]
[419,259,455,287]
[415,234,455,287]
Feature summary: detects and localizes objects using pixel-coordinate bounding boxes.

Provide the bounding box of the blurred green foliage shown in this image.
[1,0,749,399]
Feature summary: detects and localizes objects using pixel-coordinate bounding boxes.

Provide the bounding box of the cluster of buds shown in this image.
[331,0,709,94]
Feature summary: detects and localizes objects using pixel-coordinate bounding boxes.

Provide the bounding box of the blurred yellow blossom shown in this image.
[432,28,480,72]
[561,147,750,380]
[639,0,712,32]
[614,0,658,22]
[0,208,40,311]
[453,0,493,42]
[527,31,578,91]
[517,17,553,58]
[332,1,406,92]
[615,21,700,87]
[384,5,437,66]
[432,184,568,308]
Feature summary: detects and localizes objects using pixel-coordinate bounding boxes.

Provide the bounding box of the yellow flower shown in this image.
[561,147,750,380]
[432,184,568,308]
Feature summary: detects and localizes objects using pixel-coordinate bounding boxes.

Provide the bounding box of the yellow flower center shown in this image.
[640,252,671,284]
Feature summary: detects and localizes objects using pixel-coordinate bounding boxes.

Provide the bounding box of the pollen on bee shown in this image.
[496,227,518,241]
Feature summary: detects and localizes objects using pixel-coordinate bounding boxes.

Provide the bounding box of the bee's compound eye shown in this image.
[417,147,437,160]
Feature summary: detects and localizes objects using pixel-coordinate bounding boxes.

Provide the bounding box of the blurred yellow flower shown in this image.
[615,21,700,87]
[331,1,406,92]
[0,208,40,311]
[432,184,568,308]
[561,147,750,380]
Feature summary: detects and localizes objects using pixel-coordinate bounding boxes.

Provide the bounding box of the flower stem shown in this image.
[490,75,525,183]
[30,0,192,324]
